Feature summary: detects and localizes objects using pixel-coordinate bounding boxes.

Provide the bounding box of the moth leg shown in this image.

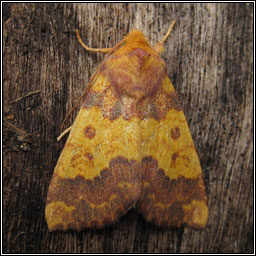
[57,126,72,141]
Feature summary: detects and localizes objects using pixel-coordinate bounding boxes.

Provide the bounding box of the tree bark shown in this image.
[3,3,253,253]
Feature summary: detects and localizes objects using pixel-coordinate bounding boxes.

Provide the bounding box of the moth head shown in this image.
[124,30,150,47]
[119,20,176,55]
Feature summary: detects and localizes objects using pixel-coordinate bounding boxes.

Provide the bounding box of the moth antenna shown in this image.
[60,93,83,130]
[160,20,176,44]
[76,29,112,53]
[61,68,99,131]
[154,20,176,53]
[61,29,113,130]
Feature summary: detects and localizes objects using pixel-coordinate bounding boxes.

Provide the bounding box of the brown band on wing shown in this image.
[46,156,141,230]
[136,156,207,227]
[83,87,182,122]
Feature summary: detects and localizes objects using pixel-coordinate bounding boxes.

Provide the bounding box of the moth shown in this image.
[45,21,208,231]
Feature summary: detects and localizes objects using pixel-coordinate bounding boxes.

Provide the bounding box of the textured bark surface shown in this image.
[3,3,253,253]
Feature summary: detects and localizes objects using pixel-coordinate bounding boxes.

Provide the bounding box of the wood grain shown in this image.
[3,3,253,253]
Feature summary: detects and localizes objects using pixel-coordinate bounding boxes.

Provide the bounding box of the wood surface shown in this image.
[3,3,253,253]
